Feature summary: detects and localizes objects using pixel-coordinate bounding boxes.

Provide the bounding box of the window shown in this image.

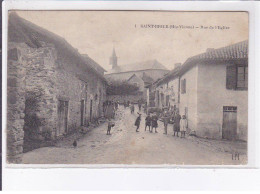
[133,83,139,87]
[226,64,248,90]
[237,66,248,89]
[223,106,237,112]
[181,79,186,94]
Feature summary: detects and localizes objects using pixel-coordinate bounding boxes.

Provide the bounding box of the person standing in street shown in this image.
[138,100,142,111]
[145,113,152,131]
[130,103,135,114]
[162,109,170,135]
[115,101,119,110]
[135,113,141,132]
[173,111,181,137]
[107,119,115,135]
[180,115,188,138]
[151,113,158,133]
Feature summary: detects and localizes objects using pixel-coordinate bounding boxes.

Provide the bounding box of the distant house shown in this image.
[152,41,248,141]
[7,13,107,162]
[105,48,169,103]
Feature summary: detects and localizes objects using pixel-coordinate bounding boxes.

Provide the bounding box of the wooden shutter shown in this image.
[226,64,237,90]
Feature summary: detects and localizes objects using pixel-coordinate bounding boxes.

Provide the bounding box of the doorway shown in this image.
[57,100,69,136]
[222,106,237,140]
[80,100,85,126]
[90,99,93,122]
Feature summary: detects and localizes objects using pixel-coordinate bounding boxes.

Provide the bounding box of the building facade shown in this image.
[7,13,107,162]
[105,49,169,103]
[151,41,248,141]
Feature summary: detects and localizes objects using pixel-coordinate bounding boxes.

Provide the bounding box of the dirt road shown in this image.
[22,105,247,165]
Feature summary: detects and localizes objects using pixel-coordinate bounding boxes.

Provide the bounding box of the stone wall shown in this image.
[7,46,26,163]
[55,63,107,134]
[23,42,57,140]
[7,41,107,161]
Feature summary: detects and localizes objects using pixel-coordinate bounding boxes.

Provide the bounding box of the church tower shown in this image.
[109,47,118,69]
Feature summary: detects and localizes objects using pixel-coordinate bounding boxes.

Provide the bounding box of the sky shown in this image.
[16,11,248,71]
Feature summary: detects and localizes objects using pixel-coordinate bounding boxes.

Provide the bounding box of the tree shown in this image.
[106,80,139,95]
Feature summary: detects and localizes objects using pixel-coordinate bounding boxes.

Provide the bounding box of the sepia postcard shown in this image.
[5,10,249,166]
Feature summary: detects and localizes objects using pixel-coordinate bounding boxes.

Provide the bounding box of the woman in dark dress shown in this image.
[145,113,152,132]
[173,112,181,137]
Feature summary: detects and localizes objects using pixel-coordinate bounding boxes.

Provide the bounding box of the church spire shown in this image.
[109,47,118,69]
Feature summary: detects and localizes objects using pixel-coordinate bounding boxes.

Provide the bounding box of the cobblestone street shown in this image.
[22,105,247,165]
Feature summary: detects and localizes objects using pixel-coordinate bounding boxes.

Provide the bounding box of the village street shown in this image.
[22,105,247,165]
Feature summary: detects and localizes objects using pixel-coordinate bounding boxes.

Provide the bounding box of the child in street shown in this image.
[151,113,158,133]
[162,109,170,135]
[135,113,142,132]
[145,113,152,132]
[107,119,115,135]
[130,103,135,114]
[180,115,188,138]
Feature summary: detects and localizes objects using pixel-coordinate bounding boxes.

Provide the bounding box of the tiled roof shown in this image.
[107,59,168,74]
[155,66,180,86]
[154,40,248,86]
[186,40,248,62]
[178,40,248,75]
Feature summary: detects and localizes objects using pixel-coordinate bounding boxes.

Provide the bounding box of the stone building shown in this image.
[151,41,248,141]
[7,13,107,163]
[105,48,169,103]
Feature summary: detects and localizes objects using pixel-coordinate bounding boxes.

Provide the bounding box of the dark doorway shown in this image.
[80,100,85,126]
[57,100,69,136]
[222,106,237,140]
[90,99,93,122]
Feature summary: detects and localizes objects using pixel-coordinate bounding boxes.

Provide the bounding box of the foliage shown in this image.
[106,80,139,95]
[24,88,46,140]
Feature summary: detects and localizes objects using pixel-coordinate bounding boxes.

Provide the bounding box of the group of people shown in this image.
[135,108,188,138]
[105,100,188,138]
[124,100,144,114]
[103,100,119,120]
[135,112,159,133]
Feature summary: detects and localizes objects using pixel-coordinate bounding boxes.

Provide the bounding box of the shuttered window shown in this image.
[237,66,248,89]
[226,64,248,90]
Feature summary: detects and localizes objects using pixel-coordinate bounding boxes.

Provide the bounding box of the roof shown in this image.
[107,59,168,74]
[154,66,180,87]
[8,12,106,82]
[127,74,141,82]
[179,40,248,75]
[82,54,107,73]
[154,40,248,86]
